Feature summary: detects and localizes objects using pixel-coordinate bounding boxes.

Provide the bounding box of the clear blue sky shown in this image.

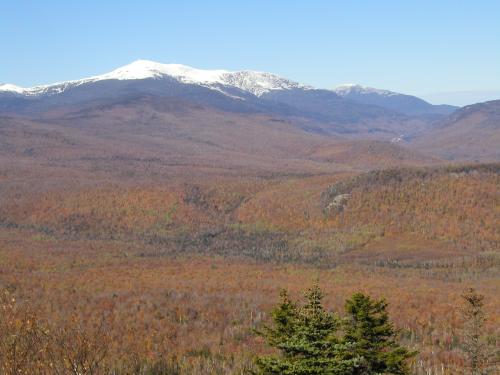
[1,0,499,105]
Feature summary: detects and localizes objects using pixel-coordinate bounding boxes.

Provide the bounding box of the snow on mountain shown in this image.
[333,83,457,116]
[0,84,26,94]
[221,70,307,96]
[334,84,398,97]
[0,60,310,98]
[98,60,229,84]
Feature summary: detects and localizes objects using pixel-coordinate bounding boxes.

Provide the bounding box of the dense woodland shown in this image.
[0,161,498,374]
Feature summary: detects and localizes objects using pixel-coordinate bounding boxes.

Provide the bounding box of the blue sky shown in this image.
[1,0,499,105]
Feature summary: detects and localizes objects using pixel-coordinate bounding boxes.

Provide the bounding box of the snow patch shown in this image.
[0,84,26,94]
[221,70,309,96]
[96,60,230,84]
[334,83,398,97]
[390,135,405,143]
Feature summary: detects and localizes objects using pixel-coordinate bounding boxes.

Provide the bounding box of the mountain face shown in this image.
[0,60,498,171]
[411,100,500,161]
[334,84,457,117]
[0,95,439,184]
[0,60,440,138]
[0,61,289,115]
[0,60,309,99]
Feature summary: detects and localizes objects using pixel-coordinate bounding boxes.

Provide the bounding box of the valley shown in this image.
[0,60,498,374]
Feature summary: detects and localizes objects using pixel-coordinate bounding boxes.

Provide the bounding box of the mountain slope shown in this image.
[334,84,457,117]
[412,100,500,161]
[0,60,438,139]
[308,140,439,170]
[0,95,438,185]
[0,60,309,98]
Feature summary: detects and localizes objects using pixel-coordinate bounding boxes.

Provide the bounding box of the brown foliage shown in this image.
[0,160,498,374]
[0,226,498,374]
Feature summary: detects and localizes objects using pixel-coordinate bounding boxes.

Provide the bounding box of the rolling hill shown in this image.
[0,94,438,188]
[412,99,500,161]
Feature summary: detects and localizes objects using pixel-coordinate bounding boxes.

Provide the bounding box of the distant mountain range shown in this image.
[0,60,498,164]
[0,60,455,136]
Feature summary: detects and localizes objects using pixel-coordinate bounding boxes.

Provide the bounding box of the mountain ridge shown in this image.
[1,60,452,112]
[2,60,498,161]
[0,60,311,98]
[411,99,500,161]
[0,60,451,140]
[333,83,457,116]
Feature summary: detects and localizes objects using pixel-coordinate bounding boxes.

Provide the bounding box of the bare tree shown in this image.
[49,314,110,375]
[0,290,51,374]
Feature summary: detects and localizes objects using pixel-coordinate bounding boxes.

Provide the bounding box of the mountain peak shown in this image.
[100,60,230,84]
[0,83,26,94]
[334,83,396,97]
[333,83,457,116]
[0,60,308,98]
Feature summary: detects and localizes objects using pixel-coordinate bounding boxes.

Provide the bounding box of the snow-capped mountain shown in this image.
[334,84,398,97]
[0,83,27,94]
[333,83,457,116]
[0,60,309,98]
[0,60,458,138]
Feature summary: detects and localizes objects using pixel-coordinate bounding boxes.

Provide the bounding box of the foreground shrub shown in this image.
[0,290,51,374]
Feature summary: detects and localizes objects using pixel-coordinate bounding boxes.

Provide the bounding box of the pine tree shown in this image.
[459,288,499,375]
[343,292,416,374]
[255,284,360,375]
[259,289,299,349]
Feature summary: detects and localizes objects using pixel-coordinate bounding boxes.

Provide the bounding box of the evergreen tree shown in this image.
[256,284,360,375]
[259,289,299,348]
[343,292,416,375]
[459,288,499,375]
